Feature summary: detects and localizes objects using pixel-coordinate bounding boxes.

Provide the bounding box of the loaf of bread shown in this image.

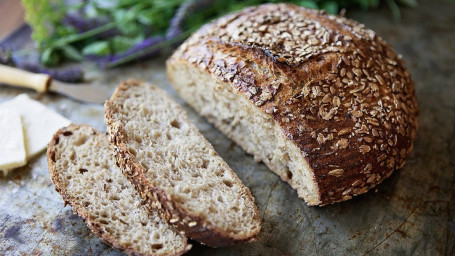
[47,124,190,256]
[105,80,261,247]
[167,3,418,206]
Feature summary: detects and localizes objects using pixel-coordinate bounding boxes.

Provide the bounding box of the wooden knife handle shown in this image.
[0,64,50,93]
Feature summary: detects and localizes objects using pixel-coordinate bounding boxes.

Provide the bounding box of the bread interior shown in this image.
[168,62,320,205]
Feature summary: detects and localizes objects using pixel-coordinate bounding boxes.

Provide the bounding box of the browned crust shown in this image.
[46,124,190,256]
[105,80,260,247]
[167,3,419,206]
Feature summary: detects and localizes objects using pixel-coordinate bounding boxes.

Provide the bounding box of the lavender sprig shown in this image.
[166,0,215,40]
[1,46,84,83]
[63,13,119,39]
[104,30,194,68]
[94,0,212,68]
[15,61,84,83]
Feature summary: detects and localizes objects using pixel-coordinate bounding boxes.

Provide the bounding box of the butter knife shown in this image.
[0,64,110,104]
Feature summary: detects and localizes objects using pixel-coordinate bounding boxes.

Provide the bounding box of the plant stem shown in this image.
[51,22,119,47]
[105,29,195,68]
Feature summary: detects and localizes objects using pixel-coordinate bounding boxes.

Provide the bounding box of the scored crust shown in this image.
[167,3,418,205]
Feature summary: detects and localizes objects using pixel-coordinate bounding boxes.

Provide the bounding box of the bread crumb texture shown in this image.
[168,3,418,205]
[105,81,261,246]
[47,124,189,256]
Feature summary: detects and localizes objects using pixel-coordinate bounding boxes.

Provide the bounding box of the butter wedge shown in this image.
[1,94,71,159]
[0,108,26,173]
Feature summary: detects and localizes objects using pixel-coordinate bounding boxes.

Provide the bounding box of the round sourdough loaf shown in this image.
[167,3,418,206]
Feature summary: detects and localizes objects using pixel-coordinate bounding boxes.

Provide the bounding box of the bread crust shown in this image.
[105,80,260,247]
[47,124,189,256]
[167,3,418,205]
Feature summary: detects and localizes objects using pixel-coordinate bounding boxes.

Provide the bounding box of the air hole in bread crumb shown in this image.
[201,159,209,169]
[109,195,120,201]
[221,118,233,126]
[63,131,73,136]
[74,135,88,146]
[84,202,90,207]
[223,179,233,188]
[170,120,181,129]
[285,167,293,180]
[50,152,56,162]
[154,233,160,239]
[134,136,142,143]
[152,244,163,250]
[129,147,137,156]
[153,132,161,139]
[79,168,88,174]
[106,227,117,235]
[99,219,108,225]
[166,132,172,140]
[214,169,225,177]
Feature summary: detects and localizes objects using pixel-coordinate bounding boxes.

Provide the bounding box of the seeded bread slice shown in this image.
[47,124,190,256]
[105,80,261,247]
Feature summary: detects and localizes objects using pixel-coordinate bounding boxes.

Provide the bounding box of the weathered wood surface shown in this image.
[1,1,454,255]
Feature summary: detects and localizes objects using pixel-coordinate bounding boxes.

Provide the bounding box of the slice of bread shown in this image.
[105,80,261,247]
[47,124,190,256]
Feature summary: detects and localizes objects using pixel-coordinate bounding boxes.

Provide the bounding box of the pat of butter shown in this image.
[1,94,71,160]
[0,108,27,173]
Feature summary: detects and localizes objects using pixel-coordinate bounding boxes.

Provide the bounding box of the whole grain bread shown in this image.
[47,124,190,256]
[104,80,261,247]
[166,3,418,206]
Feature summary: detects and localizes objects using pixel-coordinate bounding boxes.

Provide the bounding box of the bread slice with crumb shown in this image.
[105,80,261,247]
[47,124,190,256]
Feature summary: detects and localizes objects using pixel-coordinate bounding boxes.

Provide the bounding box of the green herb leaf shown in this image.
[298,0,318,9]
[60,45,84,61]
[82,41,111,56]
[40,47,60,66]
[322,1,339,14]
[22,0,64,48]
[111,36,143,53]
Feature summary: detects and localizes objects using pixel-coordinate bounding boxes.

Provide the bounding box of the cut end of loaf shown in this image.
[105,80,261,247]
[167,61,321,206]
[47,124,189,256]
